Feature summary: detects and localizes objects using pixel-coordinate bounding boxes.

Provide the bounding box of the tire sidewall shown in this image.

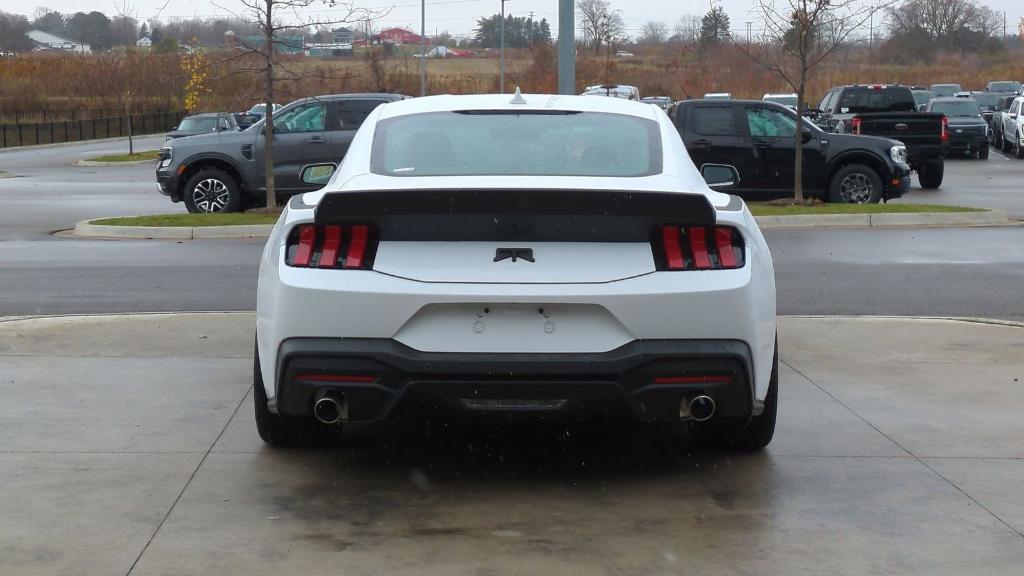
[918,160,944,189]
[183,169,242,214]
[828,164,882,204]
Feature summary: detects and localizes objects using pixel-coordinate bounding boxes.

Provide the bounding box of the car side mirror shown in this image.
[700,164,740,189]
[300,163,336,187]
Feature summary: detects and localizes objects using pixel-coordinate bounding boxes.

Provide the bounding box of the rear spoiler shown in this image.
[314,189,716,242]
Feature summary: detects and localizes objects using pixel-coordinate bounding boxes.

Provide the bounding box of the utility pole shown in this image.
[557,0,574,95]
[500,0,509,93]
[420,0,427,96]
[869,12,873,49]
[745,21,751,43]
[528,10,534,48]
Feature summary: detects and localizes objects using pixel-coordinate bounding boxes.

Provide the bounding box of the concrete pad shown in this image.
[128,452,1024,576]
[0,452,201,576]
[0,356,250,452]
[755,213,872,228]
[0,312,254,358]
[924,458,1024,534]
[869,209,1009,227]
[791,360,1024,458]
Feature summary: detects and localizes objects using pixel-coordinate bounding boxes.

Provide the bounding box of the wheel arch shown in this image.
[825,151,889,190]
[177,154,247,197]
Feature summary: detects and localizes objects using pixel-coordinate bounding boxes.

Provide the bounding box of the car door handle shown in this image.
[691,139,713,149]
[750,138,773,147]
[307,136,326,144]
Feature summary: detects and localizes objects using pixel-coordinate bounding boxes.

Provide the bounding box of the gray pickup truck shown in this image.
[812,85,947,189]
[157,93,407,213]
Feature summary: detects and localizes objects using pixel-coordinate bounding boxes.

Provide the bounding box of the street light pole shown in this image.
[557,0,574,95]
[499,0,508,93]
[420,0,427,96]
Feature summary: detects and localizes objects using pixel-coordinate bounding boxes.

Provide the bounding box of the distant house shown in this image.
[374,28,429,46]
[136,36,152,47]
[331,27,353,45]
[28,30,90,53]
[306,43,353,57]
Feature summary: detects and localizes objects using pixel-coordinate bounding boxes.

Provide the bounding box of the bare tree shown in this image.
[576,0,624,52]
[217,0,388,209]
[638,20,668,44]
[738,0,882,203]
[672,15,701,43]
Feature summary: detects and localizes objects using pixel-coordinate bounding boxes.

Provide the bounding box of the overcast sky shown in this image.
[9,0,1024,39]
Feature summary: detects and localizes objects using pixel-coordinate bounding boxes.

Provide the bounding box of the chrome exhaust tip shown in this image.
[688,395,716,422]
[313,396,345,425]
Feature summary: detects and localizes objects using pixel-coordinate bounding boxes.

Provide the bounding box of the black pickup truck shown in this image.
[672,99,911,203]
[812,85,946,189]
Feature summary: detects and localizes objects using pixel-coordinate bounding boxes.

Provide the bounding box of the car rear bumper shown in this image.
[946,135,988,151]
[273,337,756,423]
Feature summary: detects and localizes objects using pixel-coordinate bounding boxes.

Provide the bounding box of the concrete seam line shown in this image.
[124,383,252,576]
[781,359,1024,540]
[0,310,253,324]
[783,314,1024,329]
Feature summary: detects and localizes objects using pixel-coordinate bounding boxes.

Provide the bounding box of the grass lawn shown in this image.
[91,213,280,227]
[85,150,160,162]
[747,202,985,216]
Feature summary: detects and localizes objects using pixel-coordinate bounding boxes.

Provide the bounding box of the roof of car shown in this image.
[375,94,662,120]
[294,93,407,103]
[931,96,974,102]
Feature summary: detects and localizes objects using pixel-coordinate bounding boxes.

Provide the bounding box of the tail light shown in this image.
[285,224,377,269]
[940,115,949,143]
[655,225,744,271]
[851,117,862,135]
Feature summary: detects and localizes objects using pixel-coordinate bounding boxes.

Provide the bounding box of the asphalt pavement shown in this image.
[1,136,1023,320]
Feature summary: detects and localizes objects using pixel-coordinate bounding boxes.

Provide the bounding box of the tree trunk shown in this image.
[263,1,276,210]
[793,69,806,204]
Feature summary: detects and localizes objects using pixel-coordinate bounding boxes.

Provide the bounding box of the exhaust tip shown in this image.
[688,395,716,422]
[313,396,344,425]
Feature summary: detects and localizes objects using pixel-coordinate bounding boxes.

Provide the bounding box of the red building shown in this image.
[374,28,430,46]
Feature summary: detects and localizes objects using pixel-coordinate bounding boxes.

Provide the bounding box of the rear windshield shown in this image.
[911,90,934,105]
[988,81,1021,93]
[177,117,218,131]
[836,88,916,113]
[370,111,662,177]
[972,93,1000,107]
[931,84,962,97]
[930,101,982,117]
[764,96,797,107]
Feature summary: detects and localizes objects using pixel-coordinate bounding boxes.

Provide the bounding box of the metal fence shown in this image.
[0,110,187,148]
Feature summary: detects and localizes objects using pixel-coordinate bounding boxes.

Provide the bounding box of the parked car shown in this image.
[582,84,640,101]
[641,96,673,110]
[971,91,1003,126]
[930,83,962,98]
[999,96,1024,159]
[990,95,1017,148]
[165,112,238,141]
[233,112,261,129]
[157,93,408,213]
[986,80,1022,93]
[703,93,732,99]
[615,50,635,57]
[246,103,281,119]
[925,97,988,159]
[813,84,946,189]
[672,99,910,203]
[762,93,798,109]
[910,87,934,111]
[253,93,779,450]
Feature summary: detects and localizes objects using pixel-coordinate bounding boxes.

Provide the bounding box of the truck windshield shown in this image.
[176,117,218,131]
[371,111,662,177]
[837,88,916,113]
[930,101,983,117]
[988,81,1021,93]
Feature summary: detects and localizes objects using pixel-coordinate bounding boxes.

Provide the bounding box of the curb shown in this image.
[70,209,1012,240]
[73,220,273,239]
[0,134,165,154]
[74,158,159,167]
[754,209,1010,229]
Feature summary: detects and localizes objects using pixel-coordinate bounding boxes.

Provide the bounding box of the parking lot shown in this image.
[1,137,1023,574]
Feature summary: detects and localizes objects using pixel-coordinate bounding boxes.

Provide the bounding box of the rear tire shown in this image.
[978,146,989,160]
[828,164,882,204]
[183,169,242,213]
[1002,134,1012,153]
[917,160,944,189]
[253,341,336,447]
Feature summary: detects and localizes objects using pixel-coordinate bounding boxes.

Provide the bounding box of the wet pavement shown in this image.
[1,313,1022,575]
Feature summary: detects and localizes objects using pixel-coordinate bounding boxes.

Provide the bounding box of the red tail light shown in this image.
[851,117,862,135]
[656,225,744,270]
[940,115,949,143]
[286,224,377,269]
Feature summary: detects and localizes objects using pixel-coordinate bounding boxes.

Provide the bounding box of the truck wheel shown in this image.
[1002,135,1012,153]
[978,146,989,160]
[1018,141,1024,159]
[918,160,944,189]
[253,340,336,447]
[183,169,242,213]
[828,164,882,204]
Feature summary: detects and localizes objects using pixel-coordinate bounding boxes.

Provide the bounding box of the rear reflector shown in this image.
[293,373,377,383]
[656,225,744,271]
[653,376,735,384]
[285,223,376,269]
